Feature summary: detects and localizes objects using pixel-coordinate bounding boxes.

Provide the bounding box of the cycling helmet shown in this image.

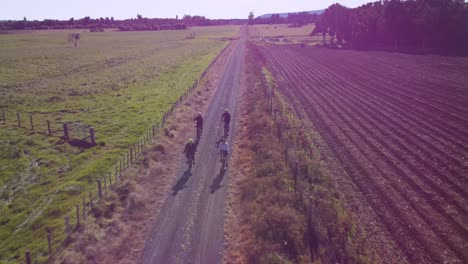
[224,109,228,112]
[198,112,202,115]
[188,138,193,143]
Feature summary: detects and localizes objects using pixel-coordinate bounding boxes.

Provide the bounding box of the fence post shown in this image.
[97,179,102,198]
[89,192,93,208]
[17,112,21,127]
[76,205,80,227]
[127,151,130,166]
[115,164,119,181]
[119,158,122,175]
[63,123,69,141]
[82,197,86,220]
[64,216,71,236]
[47,120,52,135]
[130,147,133,162]
[29,114,34,130]
[47,230,52,255]
[141,139,144,155]
[90,127,96,145]
[25,251,31,264]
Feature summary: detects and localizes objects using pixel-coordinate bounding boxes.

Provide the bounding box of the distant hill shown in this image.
[257,10,324,19]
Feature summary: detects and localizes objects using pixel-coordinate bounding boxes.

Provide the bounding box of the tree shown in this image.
[248,12,254,25]
[137,14,143,20]
[68,33,80,47]
[82,16,91,26]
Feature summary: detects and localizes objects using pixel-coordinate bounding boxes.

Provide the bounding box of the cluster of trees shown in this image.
[312,0,468,53]
[0,15,247,32]
[249,12,320,26]
[117,16,186,31]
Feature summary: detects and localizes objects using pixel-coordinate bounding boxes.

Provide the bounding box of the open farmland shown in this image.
[256,44,468,263]
[0,26,238,262]
[248,24,325,45]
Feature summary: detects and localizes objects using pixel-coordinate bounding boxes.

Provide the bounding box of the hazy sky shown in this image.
[2,0,373,20]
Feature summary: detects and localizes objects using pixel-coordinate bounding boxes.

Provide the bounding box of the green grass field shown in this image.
[0,26,238,262]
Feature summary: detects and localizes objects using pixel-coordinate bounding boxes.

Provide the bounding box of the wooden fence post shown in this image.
[63,123,69,141]
[89,192,93,208]
[141,139,144,155]
[47,120,52,135]
[64,216,71,236]
[29,114,34,130]
[115,164,119,181]
[82,197,86,220]
[89,127,95,145]
[76,205,80,227]
[47,230,52,255]
[17,112,21,127]
[97,179,102,198]
[25,251,31,264]
[119,158,122,175]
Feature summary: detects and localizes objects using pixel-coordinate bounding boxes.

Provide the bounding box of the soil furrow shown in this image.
[259,45,468,263]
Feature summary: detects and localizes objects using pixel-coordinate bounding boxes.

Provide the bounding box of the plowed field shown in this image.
[257,44,468,263]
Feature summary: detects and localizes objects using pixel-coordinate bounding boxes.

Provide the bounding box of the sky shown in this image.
[1,0,373,21]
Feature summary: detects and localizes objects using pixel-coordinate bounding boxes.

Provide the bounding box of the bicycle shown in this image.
[196,125,203,140]
[186,154,194,170]
[219,150,228,169]
[223,121,230,138]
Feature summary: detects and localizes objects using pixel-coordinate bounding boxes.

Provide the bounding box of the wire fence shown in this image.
[11,40,233,264]
[262,71,340,263]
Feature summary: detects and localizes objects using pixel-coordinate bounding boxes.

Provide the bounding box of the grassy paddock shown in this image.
[0,25,238,262]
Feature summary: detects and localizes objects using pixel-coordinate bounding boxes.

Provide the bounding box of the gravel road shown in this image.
[140,26,246,264]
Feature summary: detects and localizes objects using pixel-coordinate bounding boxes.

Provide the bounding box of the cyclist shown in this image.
[221,109,231,136]
[183,138,196,165]
[194,112,203,139]
[217,137,230,164]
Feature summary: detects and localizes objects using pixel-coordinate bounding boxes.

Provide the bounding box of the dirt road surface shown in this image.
[140,27,246,264]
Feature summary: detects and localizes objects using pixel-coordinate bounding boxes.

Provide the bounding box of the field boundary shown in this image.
[14,40,233,264]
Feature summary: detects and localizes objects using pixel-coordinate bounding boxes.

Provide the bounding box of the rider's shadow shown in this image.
[172,170,191,196]
[210,168,226,194]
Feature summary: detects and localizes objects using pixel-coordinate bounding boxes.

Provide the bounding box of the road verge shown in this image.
[223,42,376,263]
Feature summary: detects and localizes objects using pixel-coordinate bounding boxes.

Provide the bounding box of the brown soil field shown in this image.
[256,44,468,263]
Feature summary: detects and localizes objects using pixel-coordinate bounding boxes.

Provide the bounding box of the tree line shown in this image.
[312,0,468,53]
[249,12,320,27]
[0,15,247,32]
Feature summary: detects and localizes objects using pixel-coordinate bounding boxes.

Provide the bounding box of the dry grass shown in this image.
[222,42,377,264]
